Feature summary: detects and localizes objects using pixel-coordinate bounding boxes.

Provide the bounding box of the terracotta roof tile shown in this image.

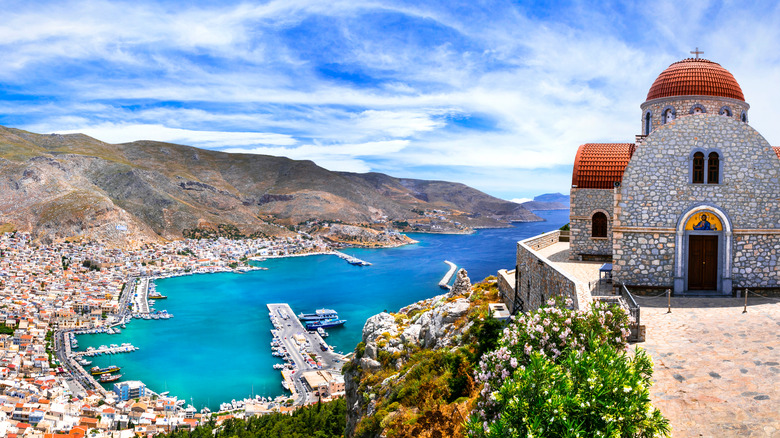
[647,58,744,101]
[572,143,635,189]
[773,146,780,160]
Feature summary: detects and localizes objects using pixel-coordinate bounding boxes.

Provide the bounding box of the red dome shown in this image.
[646,58,744,102]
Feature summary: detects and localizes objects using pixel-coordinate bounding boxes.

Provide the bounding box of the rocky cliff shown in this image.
[344,271,504,438]
[0,125,541,245]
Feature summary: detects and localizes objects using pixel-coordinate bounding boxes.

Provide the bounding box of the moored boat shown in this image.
[305,318,346,330]
[90,365,121,375]
[99,373,122,383]
[298,308,339,321]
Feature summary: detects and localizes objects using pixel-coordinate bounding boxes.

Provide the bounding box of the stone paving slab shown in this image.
[633,296,780,437]
[536,242,614,295]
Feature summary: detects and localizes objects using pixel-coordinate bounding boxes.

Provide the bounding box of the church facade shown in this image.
[569,57,780,294]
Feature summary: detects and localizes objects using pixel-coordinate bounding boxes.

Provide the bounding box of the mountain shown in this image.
[533,192,570,205]
[521,201,568,210]
[0,125,541,245]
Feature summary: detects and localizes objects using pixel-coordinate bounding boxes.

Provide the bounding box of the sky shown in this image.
[2,0,780,201]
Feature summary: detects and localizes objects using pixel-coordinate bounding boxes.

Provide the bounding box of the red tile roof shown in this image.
[646,58,744,102]
[773,147,780,160]
[572,143,636,189]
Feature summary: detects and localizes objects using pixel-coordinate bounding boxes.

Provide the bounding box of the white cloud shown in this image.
[4,0,780,201]
[53,124,296,147]
[510,198,532,204]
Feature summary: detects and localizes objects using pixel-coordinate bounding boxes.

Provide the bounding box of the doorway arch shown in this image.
[674,205,732,294]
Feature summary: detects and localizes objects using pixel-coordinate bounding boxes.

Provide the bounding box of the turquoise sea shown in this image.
[75,210,568,410]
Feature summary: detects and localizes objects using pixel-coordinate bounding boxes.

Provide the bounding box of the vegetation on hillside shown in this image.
[161,399,346,438]
[349,278,505,438]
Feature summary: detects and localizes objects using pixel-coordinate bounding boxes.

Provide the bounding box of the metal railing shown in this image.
[619,283,641,341]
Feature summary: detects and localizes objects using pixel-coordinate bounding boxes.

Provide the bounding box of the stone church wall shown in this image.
[569,188,613,259]
[611,231,676,287]
[614,114,780,290]
[732,233,780,288]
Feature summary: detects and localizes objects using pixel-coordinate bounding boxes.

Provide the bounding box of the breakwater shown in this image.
[439,260,457,289]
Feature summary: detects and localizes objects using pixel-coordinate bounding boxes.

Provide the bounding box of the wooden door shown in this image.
[688,235,718,290]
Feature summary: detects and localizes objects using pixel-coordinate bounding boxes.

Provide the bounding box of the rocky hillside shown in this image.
[344,271,504,438]
[0,125,541,245]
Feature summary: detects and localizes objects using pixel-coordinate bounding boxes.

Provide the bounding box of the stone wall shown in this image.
[640,95,749,134]
[570,188,614,259]
[732,233,780,287]
[615,113,780,291]
[510,230,592,313]
[611,231,676,287]
[496,268,517,313]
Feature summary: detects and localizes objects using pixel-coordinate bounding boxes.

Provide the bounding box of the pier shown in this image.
[439,260,457,289]
[266,303,347,406]
[73,344,139,357]
[332,251,372,266]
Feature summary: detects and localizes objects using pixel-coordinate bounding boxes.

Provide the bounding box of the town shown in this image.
[0,231,348,437]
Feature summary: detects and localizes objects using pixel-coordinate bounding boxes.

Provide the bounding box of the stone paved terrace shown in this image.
[532,241,780,436]
[634,295,780,437]
[534,241,613,295]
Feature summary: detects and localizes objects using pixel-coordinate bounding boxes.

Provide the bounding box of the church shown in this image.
[569,53,780,295]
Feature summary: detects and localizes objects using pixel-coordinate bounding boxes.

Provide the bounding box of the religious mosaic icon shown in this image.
[685,212,720,231]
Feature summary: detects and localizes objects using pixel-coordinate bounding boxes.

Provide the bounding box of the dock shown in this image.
[332,251,372,266]
[439,260,457,289]
[266,303,347,406]
[72,344,139,357]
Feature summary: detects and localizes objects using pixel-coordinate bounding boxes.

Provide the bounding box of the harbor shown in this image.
[267,303,347,406]
[439,260,457,289]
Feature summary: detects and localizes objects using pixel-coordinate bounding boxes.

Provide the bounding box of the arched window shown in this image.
[692,152,704,184]
[741,111,748,123]
[662,107,675,124]
[690,104,706,114]
[708,152,720,184]
[719,106,732,117]
[644,111,652,135]
[592,212,608,238]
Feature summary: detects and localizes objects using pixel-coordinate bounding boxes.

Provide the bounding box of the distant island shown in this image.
[520,192,570,210]
[0,125,541,247]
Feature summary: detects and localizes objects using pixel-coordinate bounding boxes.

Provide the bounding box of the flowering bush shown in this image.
[468,299,669,437]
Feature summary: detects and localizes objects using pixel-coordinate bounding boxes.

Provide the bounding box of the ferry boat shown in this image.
[90,365,121,375]
[298,308,339,321]
[99,373,122,383]
[305,318,346,330]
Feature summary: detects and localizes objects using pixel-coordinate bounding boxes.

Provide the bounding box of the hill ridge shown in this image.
[0,125,541,245]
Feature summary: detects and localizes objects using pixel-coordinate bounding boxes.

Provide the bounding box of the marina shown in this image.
[74,343,140,357]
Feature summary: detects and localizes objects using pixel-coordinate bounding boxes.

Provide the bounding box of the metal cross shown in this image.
[691,47,704,59]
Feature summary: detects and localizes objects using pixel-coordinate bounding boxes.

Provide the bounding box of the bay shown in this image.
[76,209,568,410]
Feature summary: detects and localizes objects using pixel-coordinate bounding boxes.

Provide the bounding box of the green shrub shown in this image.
[467,344,669,437]
[467,299,669,438]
